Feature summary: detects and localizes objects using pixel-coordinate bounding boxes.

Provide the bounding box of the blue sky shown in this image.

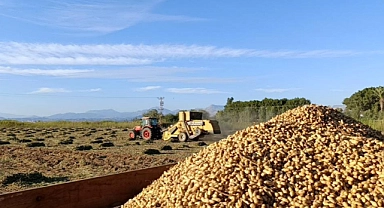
[1,0,384,116]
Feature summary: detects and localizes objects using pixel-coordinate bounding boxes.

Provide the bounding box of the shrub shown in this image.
[26,142,46,147]
[143,149,161,155]
[75,145,93,151]
[161,145,173,150]
[0,140,10,145]
[100,142,114,147]
[197,142,207,146]
[59,139,73,145]
[19,139,32,143]
[1,172,68,186]
[90,140,103,144]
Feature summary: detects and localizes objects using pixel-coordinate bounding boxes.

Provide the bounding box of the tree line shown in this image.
[139,86,384,132]
[343,86,384,120]
[215,97,311,131]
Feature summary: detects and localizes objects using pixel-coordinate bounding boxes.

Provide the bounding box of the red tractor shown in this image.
[128,117,163,140]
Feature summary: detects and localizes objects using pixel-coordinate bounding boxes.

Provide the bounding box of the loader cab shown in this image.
[189,112,203,120]
[179,111,203,121]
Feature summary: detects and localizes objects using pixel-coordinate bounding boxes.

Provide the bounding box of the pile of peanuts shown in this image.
[123,105,384,208]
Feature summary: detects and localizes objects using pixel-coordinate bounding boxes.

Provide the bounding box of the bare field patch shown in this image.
[0,127,222,194]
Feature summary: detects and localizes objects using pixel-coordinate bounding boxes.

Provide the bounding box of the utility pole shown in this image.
[158,97,164,123]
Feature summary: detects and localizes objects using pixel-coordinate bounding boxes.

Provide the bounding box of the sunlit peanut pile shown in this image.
[123,105,384,208]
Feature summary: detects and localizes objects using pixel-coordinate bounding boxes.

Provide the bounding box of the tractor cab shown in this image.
[141,117,159,128]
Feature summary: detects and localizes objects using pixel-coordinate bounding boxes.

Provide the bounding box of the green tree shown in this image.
[142,109,162,119]
[216,97,311,131]
[375,87,384,112]
[162,113,178,123]
[343,86,383,119]
[226,97,234,105]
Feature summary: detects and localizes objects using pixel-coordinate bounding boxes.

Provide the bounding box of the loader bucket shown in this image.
[207,120,221,134]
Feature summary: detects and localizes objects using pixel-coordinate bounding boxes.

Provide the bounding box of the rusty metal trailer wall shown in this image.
[0,164,175,208]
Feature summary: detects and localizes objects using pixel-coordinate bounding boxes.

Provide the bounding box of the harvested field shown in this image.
[0,127,221,194]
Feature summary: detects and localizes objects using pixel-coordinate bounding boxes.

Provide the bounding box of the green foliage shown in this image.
[26,142,46,147]
[1,172,68,186]
[162,113,178,123]
[0,140,10,145]
[143,148,161,155]
[19,139,32,143]
[343,86,384,119]
[361,119,384,132]
[75,145,93,151]
[59,139,73,145]
[161,145,173,150]
[142,109,161,118]
[0,120,27,128]
[100,142,114,147]
[216,97,311,131]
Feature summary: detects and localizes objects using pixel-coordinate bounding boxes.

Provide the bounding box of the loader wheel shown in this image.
[128,130,137,140]
[192,128,202,141]
[141,128,152,140]
[178,132,188,142]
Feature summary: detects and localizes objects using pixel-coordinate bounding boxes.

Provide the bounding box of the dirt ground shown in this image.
[0,127,226,194]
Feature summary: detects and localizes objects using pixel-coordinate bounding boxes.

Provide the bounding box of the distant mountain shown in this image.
[0,106,183,122]
[330,105,346,111]
[47,112,104,120]
[204,105,225,116]
[0,105,223,122]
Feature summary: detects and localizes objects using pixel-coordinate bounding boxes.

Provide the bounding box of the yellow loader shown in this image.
[162,111,221,142]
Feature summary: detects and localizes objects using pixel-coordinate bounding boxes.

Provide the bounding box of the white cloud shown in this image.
[0,0,205,34]
[0,42,381,66]
[127,76,241,83]
[79,88,102,92]
[166,88,228,94]
[30,88,70,94]
[135,86,161,92]
[0,65,257,84]
[0,66,93,76]
[255,88,300,93]
[30,87,102,94]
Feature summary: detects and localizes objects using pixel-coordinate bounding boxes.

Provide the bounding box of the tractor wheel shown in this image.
[128,130,137,140]
[141,127,152,140]
[178,132,188,142]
